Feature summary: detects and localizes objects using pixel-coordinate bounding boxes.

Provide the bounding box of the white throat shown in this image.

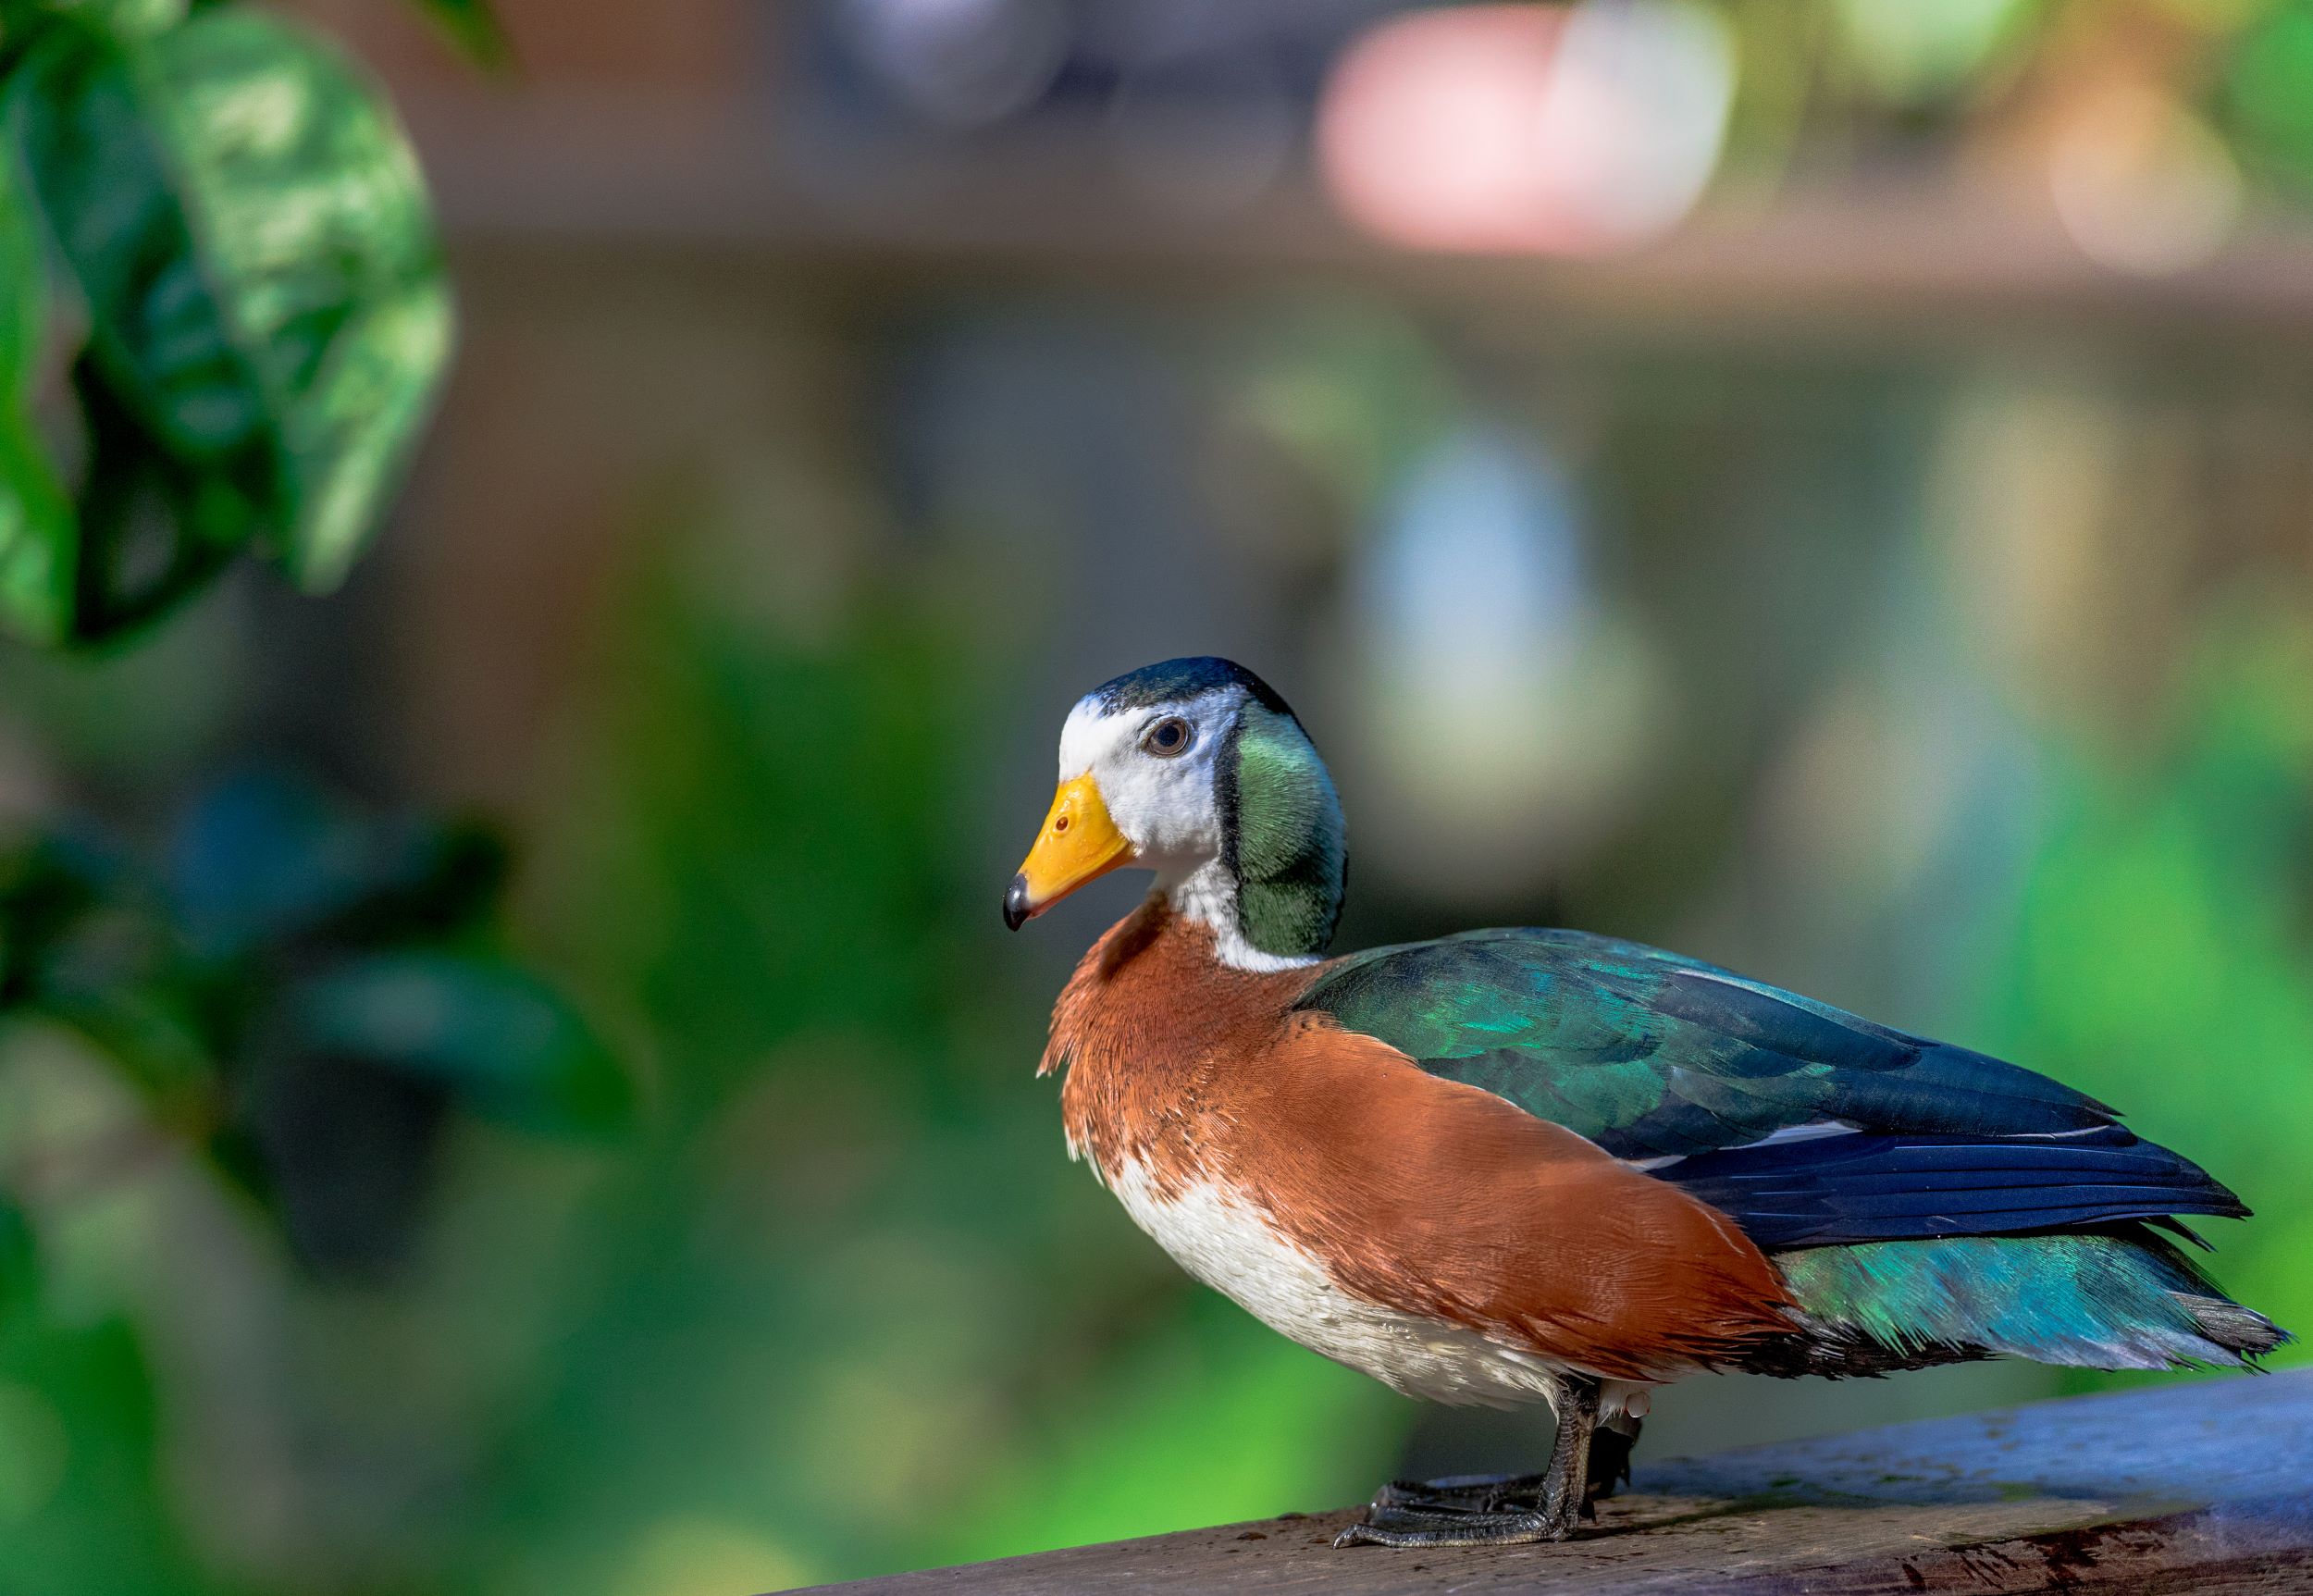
[1156,859,1321,975]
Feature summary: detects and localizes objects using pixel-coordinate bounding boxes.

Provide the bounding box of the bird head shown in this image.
[1006,657,1345,966]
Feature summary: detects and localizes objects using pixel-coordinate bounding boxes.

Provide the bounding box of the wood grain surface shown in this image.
[789,1368,2313,1593]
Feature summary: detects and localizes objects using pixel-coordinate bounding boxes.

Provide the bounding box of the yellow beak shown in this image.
[1004,773,1134,929]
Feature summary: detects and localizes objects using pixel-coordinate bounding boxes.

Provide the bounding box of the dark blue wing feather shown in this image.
[1659,1124,2247,1247]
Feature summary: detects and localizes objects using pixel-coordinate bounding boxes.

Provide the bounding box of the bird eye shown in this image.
[1141,716,1193,758]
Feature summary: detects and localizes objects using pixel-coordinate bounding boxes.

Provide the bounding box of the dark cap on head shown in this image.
[1088,656,1292,717]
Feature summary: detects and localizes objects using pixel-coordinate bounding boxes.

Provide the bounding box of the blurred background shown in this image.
[5,0,2313,1590]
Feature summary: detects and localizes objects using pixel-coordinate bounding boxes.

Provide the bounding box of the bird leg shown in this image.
[1334,1376,1602,1549]
[1586,1411,1640,1509]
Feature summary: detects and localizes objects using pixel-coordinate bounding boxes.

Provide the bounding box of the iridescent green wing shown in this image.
[1296,928,2112,1159]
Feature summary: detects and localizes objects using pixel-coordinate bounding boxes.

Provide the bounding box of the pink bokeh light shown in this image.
[1317,2,1734,257]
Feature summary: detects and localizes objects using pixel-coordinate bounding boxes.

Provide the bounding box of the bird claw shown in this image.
[1336,1477,1578,1548]
[1373,1471,1550,1512]
[1337,1376,1601,1548]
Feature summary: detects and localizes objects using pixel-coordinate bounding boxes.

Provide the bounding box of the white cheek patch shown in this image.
[1053,688,1242,870]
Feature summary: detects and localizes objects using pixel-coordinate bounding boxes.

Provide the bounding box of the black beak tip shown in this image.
[1002,873,1032,933]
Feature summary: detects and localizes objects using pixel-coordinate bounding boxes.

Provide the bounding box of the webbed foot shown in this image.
[1332,1497,1571,1548]
[1375,1471,1551,1512]
[1334,1375,1603,1550]
[1334,1469,1581,1546]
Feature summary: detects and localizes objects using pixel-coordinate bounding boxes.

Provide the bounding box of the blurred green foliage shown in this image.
[0,0,477,645]
[2226,2,2313,179]
[403,0,508,72]
[1701,0,2313,209]
[0,772,626,1266]
[1986,604,2313,1359]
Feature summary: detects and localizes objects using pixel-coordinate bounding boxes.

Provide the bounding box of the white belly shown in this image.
[1103,1157,1569,1410]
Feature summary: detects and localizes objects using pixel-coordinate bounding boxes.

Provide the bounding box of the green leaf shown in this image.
[0,129,38,385]
[0,133,71,643]
[29,885,222,1100]
[0,0,186,47]
[405,0,509,70]
[0,410,72,645]
[77,0,184,39]
[58,354,249,640]
[166,770,378,957]
[0,832,112,1004]
[292,953,634,1135]
[166,770,508,957]
[5,9,451,631]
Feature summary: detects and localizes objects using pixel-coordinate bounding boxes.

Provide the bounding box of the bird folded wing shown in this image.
[1295,929,2246,1253]
[1296,928,2115,1159]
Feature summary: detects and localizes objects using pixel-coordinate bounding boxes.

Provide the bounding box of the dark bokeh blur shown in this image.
[5,0,2313,1590]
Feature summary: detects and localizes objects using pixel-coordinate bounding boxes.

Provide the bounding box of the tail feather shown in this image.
[2176,1293,2291,1360]
[1765,1227,2290,1376]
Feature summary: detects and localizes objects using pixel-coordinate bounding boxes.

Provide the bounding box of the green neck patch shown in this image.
[1218,703,1346,959]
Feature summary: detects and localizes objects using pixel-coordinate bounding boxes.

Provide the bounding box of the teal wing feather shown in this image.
[1778,1234,2282,1369]
[1296,929,2113,1160]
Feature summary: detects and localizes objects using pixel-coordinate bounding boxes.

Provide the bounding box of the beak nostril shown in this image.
[1054,814,1070,833]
